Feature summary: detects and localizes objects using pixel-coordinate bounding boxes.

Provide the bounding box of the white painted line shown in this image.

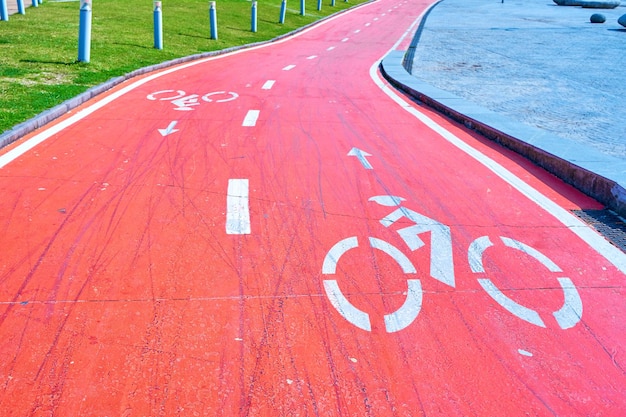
[262,80,276,90]
[242,110,260,127]
[373,17,379,20]
[518,349,533,357]
[327,46,336,51]
[365,22,371,26]
[354,29,361,34]
[282,64,296,71]
[382,13,386,16]
[307,55,318,60]
[226,179,251,235]
[341,37,349,42]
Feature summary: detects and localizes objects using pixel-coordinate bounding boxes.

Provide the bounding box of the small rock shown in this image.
[619,13,626,27]
[590,13,606,23]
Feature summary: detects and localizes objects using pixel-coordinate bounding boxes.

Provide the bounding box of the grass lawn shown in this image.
[0,0,366,134]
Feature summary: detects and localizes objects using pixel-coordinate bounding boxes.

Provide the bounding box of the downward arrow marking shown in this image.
[158,121,179,136]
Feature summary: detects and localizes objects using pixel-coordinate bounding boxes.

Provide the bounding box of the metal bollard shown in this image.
[0,0,8,21]
[331,0,335,6]
[38,0,42,4]
[31,0,37,7]
[317,0,321,11]
[77,0,92,63]
[279,0,286,23]
[251,1,257,33]
[17,0,25,14]
[153,1,163,49]
[300,0,305,16]
[209,1,217,40]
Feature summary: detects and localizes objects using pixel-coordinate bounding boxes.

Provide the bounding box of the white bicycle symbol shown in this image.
[322,195,583,333]
[147,89,239,111]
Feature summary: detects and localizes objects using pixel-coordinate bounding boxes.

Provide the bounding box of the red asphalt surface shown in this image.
[1,0,625,415]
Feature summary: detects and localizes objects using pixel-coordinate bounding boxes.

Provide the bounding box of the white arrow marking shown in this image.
[158,121,179,136]
[347,148,373,170]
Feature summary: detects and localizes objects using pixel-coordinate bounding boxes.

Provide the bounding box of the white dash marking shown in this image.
[341,37,349,42]
[282,64,296,71]
[262,80,276,90]
[307,55,318,60]
[226,179,251,235]
[327,46,336,51]
[365,22,371,26]
[373,17,379,20]
[354,29,360,33]
[518,349,533,357]
[242,110,260,127]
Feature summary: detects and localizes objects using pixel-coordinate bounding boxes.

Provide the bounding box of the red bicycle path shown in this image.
[0,0,625,415]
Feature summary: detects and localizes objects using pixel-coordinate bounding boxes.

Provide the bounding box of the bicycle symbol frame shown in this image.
[322,195,583,333]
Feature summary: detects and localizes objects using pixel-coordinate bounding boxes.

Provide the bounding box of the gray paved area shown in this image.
[410,0,626,159]
[6,0,31,15]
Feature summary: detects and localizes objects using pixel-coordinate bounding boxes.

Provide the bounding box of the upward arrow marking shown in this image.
[158,121,179,137]
[347,147,373,170]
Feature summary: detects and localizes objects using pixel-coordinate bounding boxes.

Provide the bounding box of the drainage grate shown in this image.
[572,209,626,253]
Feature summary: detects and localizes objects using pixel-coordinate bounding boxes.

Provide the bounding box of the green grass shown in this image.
[0,0,365,133]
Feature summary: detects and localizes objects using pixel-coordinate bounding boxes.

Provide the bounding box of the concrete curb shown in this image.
[0,1,373,150]
[380,50,626,217]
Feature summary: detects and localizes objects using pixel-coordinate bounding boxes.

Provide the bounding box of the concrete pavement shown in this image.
[6,0,31,15]
[382,0,626,215]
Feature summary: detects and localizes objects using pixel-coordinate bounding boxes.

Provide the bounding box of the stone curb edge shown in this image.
[380,50,626,217]
[0,1,374,150]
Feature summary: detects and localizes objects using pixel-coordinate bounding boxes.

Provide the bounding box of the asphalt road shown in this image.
[0,0,625,415]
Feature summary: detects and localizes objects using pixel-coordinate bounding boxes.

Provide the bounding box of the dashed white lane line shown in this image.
[262,80,276,90]
[327,46,336,51]
[373,17,379,20]
[365,22,371,27]
[354,29,361,34]
[242,110,260,127]
[307,55,318,60]
[226,179,251,235]
[341,37,349,42]
[283,64,296,71]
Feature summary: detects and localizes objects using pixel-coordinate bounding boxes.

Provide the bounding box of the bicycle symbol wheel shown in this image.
[322,236,423,333]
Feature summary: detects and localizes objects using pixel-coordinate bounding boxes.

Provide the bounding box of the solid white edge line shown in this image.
[368,8,626,274]
[0,0,379,169]
[226,179,251,235]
